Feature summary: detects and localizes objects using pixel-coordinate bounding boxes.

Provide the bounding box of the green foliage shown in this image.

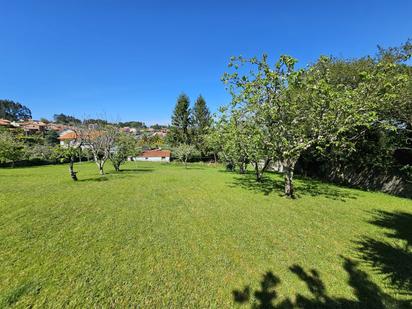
[213,109,250,173]
[168,93,191,146]
[0,99,32,121]
[53,113,81,125]
[51,145,81,163]
[110,133,137,171]
[0,130,25,166]
[191,95,212,156]
[25,144,54,161]
[299,41,412,177]
[150,123,168,130]
[45,130,60,146]
[204,120,223,162]
[400,165,412,182]
[220,43,411,197]
[117,121,146,129]
[83,118,108,126]
[173,143,196,166]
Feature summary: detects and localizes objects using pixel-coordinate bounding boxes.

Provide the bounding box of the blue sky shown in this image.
[0,1,411,125]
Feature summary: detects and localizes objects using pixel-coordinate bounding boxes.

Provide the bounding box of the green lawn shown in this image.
[0,162,411,308]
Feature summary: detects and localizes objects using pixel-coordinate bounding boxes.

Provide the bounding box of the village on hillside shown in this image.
[0,115,171,164]
[0,117,168,138]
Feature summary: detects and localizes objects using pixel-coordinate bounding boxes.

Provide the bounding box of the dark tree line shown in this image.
[117,121,147,129]
[168,93,212,157]
[0,100,32,121]
[53,114,149,129]
[53,113,82,125]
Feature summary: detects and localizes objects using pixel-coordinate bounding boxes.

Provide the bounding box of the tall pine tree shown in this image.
[192,95,212,156]
[169,93,191,146]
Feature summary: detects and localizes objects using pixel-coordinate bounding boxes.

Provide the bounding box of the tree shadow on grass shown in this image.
[115,168,155,173]
[356,210,412,296]
[78,176,109,182]
[232,257,410,308]
[0,281,41,307]
[229,173,358,201]
[296,181,358,201]
[229,174,283,196]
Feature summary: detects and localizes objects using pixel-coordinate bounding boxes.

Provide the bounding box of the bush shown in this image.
[0,130,25,167]
[25,144,54,161]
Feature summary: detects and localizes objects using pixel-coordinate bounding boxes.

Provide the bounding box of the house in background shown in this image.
[20,121,47,135]
[0,119,12,127]
[133,149,171,162]
[48,123,71,132]
[58,130,78,147]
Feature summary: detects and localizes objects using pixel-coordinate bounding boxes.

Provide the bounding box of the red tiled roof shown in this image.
[140,149,171,157]
[58,131,77,140]
[0,119,11,126]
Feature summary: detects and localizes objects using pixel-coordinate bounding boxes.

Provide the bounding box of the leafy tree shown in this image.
[217,109,250,174]
[53,113,81,125]
[192,95,212,156]
[173,144,196,167]
[83,119,108,126]
[25,144,53,161]
[222,54,403,197]
[110,133,137,171]
[52,145,82,181]
[299,45,412,179]
[0,99,32,121]
[205,120,223,163]
[0,130,25,167]
[117,121,146,129]
[242,114,272,181]
[150,124,168,130]
[45,130,60,146]
[169,93,191,146]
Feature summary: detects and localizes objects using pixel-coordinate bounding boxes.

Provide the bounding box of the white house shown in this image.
[133,149,171,162]
[58,130,78,147]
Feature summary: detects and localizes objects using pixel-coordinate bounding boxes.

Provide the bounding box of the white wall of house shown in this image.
[133,156,170,162]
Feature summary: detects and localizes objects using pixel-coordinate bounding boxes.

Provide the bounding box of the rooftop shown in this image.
[140,149,171,157]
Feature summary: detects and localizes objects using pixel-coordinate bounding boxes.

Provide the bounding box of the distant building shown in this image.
[21,122,47,134]
[58,130,78,147]
[133,149,171,162]
[47,123,70,132]
[0,119,12,127]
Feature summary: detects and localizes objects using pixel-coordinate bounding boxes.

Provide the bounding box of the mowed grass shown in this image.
[0,162,411,308]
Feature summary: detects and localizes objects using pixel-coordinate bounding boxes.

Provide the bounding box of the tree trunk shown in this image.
[213,153,217,163]
[239,161,246,174]
[96,161,105,175]
[284,165,294,198]
[254,162,262,181]
[254,159,271,181]
[114,163,120,172]
[226,161,234,171]
[69,157,78,181]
